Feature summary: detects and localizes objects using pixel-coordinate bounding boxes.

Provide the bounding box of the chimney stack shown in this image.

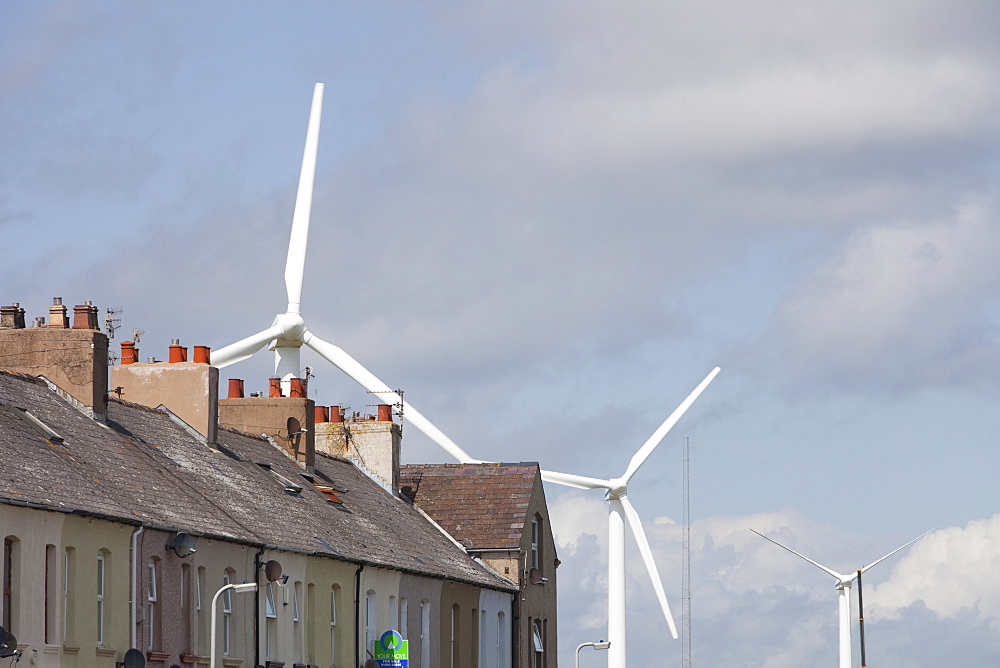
[48,298,69,328]
[0,298,108,417]
[315,404,400,492]
[0,303,25,329]
[112,342,219,444]
[218,376,315,468]
[72,301,99,330]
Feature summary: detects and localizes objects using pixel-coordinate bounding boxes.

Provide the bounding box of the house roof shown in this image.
[399,463,542,552]
[0,370,513,591]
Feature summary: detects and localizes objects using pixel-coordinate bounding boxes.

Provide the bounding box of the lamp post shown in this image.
[575,641,611,668]
[211,582,257,668]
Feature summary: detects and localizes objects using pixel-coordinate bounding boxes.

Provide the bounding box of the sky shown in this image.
[2,1,999,665]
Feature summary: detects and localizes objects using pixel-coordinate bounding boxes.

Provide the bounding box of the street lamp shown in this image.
[576,640,611,668]
[210,560,285,668]
[211,582,257,668]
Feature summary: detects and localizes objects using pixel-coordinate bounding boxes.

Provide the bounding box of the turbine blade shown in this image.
[750,529,846,581]
[302,330,479,464]
[211,324,285,368]
[860,527,936,574]
[622,367,720,482]
[540,470,611,490]
[620,495,678,639]
[284,82,324,314]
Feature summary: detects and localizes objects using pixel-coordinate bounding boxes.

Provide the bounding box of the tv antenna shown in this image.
[105,307,122,339]
[132,328,145,344]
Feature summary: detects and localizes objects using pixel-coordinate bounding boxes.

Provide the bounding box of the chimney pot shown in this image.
[268,377,283,398]
[329,405,343,423]
[120,341,138,365]
[314,405,330,423]
[168,344,187,363]
[289,377,306,398]
[377,404,393,422]
[192,345,211,364]
[52,297,62,305]
[0,304,25,329]
[34,317,45,327]
[228,378,245,399]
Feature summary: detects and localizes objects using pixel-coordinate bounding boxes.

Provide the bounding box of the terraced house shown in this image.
[0,298,558,667]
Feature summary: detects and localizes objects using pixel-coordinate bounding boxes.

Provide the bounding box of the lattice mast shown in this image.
[682,436,692,667]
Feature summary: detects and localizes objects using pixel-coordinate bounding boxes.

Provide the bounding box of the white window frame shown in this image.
[147,560,158,651]
[222,573,232,656]
[96,553,105,646]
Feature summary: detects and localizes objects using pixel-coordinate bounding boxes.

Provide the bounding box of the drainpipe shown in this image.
[254,546,264,668]
[354,562,365,668]
[130,526,145,649]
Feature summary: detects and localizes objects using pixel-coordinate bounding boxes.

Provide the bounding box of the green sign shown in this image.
[373,630,408,667]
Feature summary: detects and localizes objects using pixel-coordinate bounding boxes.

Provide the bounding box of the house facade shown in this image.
[1,298,523,667]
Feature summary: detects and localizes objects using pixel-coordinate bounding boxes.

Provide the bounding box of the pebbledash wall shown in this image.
[1,297,524,668]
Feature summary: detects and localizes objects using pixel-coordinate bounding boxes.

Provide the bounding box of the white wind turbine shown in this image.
[750,527,934,668]
[542,366,721,668]
[211,83,478,464]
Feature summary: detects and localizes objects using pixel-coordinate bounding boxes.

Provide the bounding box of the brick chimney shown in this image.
[0,298,108,418]
[315,404,400,492]
[218,377,315,467]
[111,340,219,444]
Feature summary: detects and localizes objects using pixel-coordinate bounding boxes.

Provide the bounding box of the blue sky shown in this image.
[3,1,999,665]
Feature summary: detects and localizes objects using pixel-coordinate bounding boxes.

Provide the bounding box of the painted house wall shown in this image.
[0,505,133,668]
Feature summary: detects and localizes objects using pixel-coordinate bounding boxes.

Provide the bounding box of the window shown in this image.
[365,591,377,658]
[389,595,398,633]
[181,564,192,654]
[265,583,277,660]
[3,537,17,634]
[45,545,56,644]
[450,604,459,668]
[330,586,339,661]
[399,598,408,638]
[292,581,303,663]
[96,552,105,646]
[532,620,544,668]
[196,567,206,655]
[419,600,431,668]
[497,612,506,668]
[147,559,160,651]
[63,548,75,643]
[222,571,233,656]
[531,516,541,571]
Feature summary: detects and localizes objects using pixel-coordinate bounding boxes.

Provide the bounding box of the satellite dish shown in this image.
[0,626,16,657]
[168,531,197,558]
[287,417,301,435]
[528,568,548,585]
[123,647,146,668]
[264,559,283,582]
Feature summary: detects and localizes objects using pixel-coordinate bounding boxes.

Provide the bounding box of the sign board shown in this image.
[373,630,409,667]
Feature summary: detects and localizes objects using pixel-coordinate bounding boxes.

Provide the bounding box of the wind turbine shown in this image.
[750,527,934,668]
[542,366,721,668]
[210,83,478,464]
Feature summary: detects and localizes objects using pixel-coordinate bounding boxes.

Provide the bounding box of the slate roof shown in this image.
[399,463,541,551]
[0,370,512,591]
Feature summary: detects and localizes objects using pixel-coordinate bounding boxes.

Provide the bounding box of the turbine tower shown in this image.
[542,366,720,668]
[750,527,934,668]
[210,83,480,464]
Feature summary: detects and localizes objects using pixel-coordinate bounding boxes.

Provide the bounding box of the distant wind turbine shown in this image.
[542,367,721,668]
[750,527,934,668]
[211,83,478,464]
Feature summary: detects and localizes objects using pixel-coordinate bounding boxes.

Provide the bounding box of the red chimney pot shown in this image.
[192,345,211,364]
[228,379,245,399]
[269,378,283,398]
[329,405,343,423]
[120,341,138,365]
[377,404,393,422]
[168,344,187,363]
[314,405,329,423]
[289,377,306,398]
